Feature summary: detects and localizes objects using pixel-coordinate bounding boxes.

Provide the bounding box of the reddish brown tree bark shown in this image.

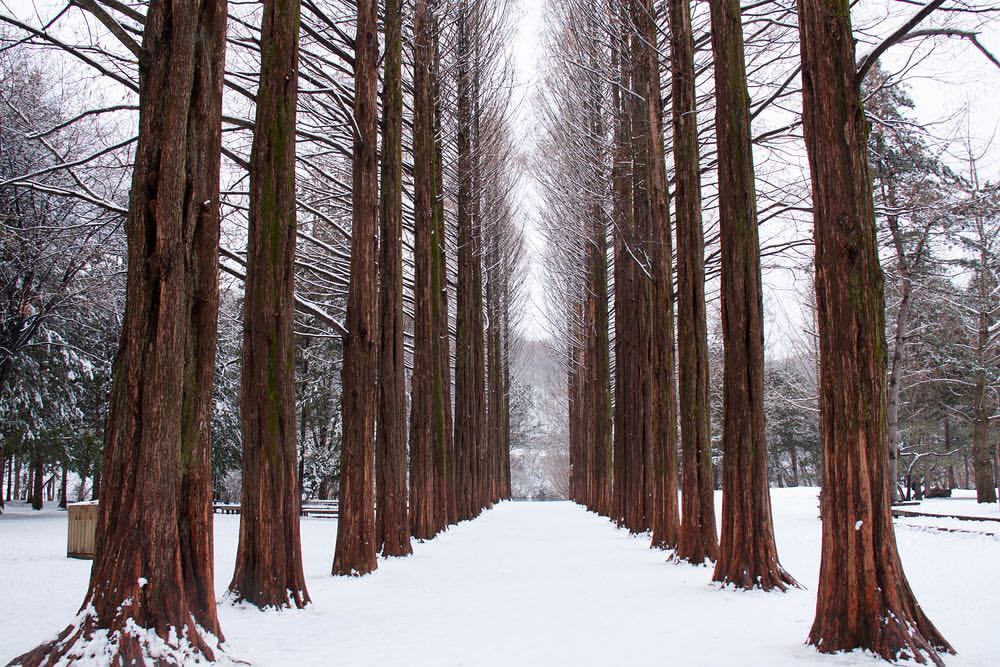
[669,0,718,565]
[630,0,680,550]
[375,0,412,558]
[709,0,796,591]
[409,0,440,541]
[432,15,455,532]
[455,2,484,522]
[798,0,953,662]
[333,0,379,577]
[229,0,309,608]
[11,0,228,660]
[609,12,632,528]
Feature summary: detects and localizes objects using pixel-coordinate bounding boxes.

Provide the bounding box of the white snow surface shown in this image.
[2,488,998,666]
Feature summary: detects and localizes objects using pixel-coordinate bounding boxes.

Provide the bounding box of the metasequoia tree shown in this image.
[797,0,953,662]
[611,1,649,534]
[229,0,310,608]
[454,0,487,522]
[333,0,379,576]
[431,30,455,533]
[669,0,717,564]
[375,0,412,557]
[410,0,444,540]
[10,0,229,661]
[629,0,679,550]
[709,0,795,590]
[534,0,612,516]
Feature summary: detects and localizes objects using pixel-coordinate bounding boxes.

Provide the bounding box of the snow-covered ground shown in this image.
[893,490,1000,537]
[904,489,1000,518]
[2,488,997,666]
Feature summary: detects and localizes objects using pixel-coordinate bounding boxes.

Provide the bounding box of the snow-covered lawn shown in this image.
[905,489,1000,519]
[2,488,997,666]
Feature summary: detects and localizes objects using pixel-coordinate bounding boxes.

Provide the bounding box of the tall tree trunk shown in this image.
[627,25,652,535]
[12,0,228,660]
[485,222,501,505]
[972,374,996,503]
[375,0,413,558]
[609,11,632,527]
[455,1,482,521]
[668,0,717,565]
[333,0,379,577]
[13,455,21,501]
[30,446,42,510]
[971,235,996,503]
[409,0,439,541]
[797,0,953,662]
[229,0,310,607]
[588,215,613,516]
[58,465,67,510]
[710,0,795,591]
[433,17,455,531]
[883,178,909,503]
[629,0,680,550]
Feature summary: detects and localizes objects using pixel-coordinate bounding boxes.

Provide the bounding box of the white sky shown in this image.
[509,0,548,341]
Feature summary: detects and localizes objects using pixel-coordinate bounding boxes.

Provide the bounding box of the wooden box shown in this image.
[67,502,98,559]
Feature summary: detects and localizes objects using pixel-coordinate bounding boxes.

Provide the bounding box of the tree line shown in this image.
[2,0,524,663]
[536,0,996,665]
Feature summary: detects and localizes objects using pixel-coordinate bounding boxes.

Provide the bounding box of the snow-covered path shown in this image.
[2,491,998,665]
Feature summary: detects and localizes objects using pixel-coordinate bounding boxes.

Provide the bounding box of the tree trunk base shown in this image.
[808,612,953,667]
[8,610,226,667]
[712,562,800,592]
[224,587,309,611]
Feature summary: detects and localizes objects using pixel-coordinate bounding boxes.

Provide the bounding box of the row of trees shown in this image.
[537,0,995,665]
[3,0,525,663]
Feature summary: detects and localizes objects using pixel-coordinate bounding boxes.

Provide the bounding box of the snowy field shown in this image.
[1,488,998,666]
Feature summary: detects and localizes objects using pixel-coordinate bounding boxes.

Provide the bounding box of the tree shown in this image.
[333,0,379,577]
[11,0,229,660]
[952,150,999,504]
[669,0,718,565]
[229,0,310,608]
[629,0,679,550]
[797,0,953,662]
[409,0,441,541]
[454,0,487,522]
[865,72,955,501]
[709,0,795,591]
[375,0,412,558]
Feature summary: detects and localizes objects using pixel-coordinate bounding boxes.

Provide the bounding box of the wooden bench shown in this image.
[212,503,242,515]
[301,502,339,518]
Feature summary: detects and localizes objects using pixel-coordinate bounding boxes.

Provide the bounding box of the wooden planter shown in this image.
[67,502,98,559]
